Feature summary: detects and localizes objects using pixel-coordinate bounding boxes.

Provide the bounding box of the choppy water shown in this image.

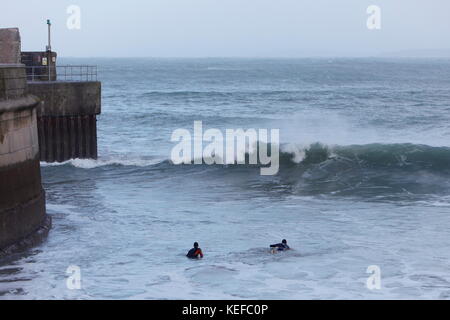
[1,58,450,299]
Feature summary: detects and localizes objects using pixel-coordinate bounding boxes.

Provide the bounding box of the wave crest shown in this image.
[281,142,450,171]
[41,143,450,199]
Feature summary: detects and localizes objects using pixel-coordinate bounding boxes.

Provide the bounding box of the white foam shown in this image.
[40,157,163,169]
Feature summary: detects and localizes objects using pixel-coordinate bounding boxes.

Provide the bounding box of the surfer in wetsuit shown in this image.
[270,239,290,252]
[186,242,204,259]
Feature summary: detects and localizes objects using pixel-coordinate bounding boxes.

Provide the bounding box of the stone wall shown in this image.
[0,28,21,64]
[0,64,27,100]
[0,27,49,254]
[0,65,48,252]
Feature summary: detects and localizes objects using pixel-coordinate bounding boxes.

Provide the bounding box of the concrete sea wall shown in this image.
[0,28,50,255]
[28,81,101,162]
[0,64,50,254]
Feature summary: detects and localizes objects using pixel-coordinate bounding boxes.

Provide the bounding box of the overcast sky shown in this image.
[1,0,450,57]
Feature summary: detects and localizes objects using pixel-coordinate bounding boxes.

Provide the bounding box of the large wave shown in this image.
[41,142,450,200]
[281,142,450,170]
[275,142,450,199]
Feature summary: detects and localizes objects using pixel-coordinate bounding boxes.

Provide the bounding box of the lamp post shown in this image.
[46,19,51,81]
[46,19,51,52]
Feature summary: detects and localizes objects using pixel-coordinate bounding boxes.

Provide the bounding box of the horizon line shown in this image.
[55,55,450,59]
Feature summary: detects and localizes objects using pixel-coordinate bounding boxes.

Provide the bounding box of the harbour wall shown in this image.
[28,81,101,162]
[0,62,49,254]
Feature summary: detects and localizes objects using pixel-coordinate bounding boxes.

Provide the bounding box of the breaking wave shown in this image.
[41,142,450,199]
[281,142,450,171]
[41,157,164,169]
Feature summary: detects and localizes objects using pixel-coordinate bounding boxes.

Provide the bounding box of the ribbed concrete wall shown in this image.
[37,115,98,162]
[28,81,101,162]
[0,62,48,252]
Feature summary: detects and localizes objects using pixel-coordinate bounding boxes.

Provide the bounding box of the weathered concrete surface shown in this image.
[0,61,49,253]
[27,81,101,162]
[0,102,40,166]
[0,65,27,100]
[28,81,101,117]
[37,114,98,162]
[0,99,48,252]
[0,216,51,257]
[0,28,21,64]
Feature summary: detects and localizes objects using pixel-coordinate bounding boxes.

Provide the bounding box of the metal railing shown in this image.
[25,65,98,82]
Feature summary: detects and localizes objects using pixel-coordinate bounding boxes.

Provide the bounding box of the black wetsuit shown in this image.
[270,243,290,251]
[187,247,203,259]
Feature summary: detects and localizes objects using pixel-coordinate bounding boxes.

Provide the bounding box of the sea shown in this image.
[1,58,450,299]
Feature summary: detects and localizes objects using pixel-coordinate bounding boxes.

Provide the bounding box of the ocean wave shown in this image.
[41,142,450,199]
[280,142,450,170]
[273,142,450,198]
[41,142,450,172]
[138,90,307,99]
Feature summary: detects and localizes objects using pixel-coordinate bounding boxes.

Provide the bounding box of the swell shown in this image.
[281,142,450,171]
[275,142,450,199]
[139,90,304,97]
[42,142,450,172]
[41,142,450,199]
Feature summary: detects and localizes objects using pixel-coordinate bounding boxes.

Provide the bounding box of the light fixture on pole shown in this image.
[46,19,52,52]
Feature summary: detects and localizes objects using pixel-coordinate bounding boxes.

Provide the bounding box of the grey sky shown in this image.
[1,0,449,57]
